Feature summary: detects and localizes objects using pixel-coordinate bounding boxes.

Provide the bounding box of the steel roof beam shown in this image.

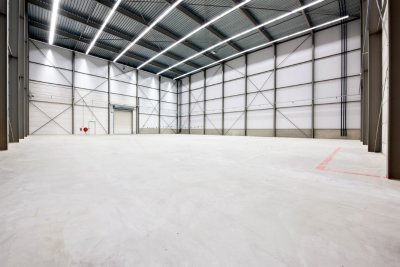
[28,0,200,70]
[229,0,275,44]
[93,0,219,61]
[295,0,314,33]
[162,0,243,52]
[28,21,185,75]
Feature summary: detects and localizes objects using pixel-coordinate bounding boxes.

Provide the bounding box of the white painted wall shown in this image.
[29,40,178,135]
[178,20,362,138]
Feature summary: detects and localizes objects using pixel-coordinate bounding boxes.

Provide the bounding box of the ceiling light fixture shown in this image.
[49,0,60,45]
[173,16,349,80]
[137,0,253,70]
[158,0,325,75]
[86,0,122,55]
[114,0,184,62]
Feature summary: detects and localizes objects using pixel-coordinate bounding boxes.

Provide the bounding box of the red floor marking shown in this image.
[316,147,381,178]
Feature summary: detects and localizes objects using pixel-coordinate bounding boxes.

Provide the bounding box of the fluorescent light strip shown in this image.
[137,0,253,69]
[86,0,122,55]
[159,0,325,75]
[174,16,349,80]
[49,0,60,45]
[114,0,184,62]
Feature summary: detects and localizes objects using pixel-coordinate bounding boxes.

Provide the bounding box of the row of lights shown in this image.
[48,0,346,79]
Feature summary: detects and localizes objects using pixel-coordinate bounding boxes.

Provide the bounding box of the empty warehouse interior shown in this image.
[1,0,399,266]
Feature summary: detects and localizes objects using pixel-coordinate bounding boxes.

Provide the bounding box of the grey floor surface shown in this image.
[0,135,399,267]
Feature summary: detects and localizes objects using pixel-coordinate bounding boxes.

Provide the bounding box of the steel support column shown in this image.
[72,52,75,134]
[244,54,248,136]
[107,61,110,134]
[203,70,206,135]
[9,0,19,143]
[273,46,277,137]
[311,35,315,138]
[136,69,139,134]
[361,0,369,145]
[188,75,191,134]
[176,80,179,134]
[24,0,28,137]
[18,0,24,139]
[388,0,400,178]
[0,0,8,150]
[368,0,382,152]
[158,75,161,134]
[222,64,225,135]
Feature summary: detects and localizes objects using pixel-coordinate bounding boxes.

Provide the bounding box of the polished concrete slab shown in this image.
[0,135,399,267]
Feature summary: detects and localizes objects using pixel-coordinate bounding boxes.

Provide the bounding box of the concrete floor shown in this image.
[0,135,399,267]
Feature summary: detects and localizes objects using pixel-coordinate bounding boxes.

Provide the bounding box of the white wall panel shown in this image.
[315,24,341,59]
[181,77,189,92]
[206,83,222,100]
[30,82,72,105]
[75,89,108,108]
[138,86,159,100]
[190,115,204,128]
[110,80,136,96]
[206,99,222,114]
[224,112,244,130]
[247,47,274,75]
[160,116,176,129]
[180,91,189,104]
[74,106,108,134]
[347,20,361,51]
[110,94,136,107]
[180,104,189,116]
[161,77,178,93]
[190,72,204,89]
[277,35,312,68]
[30,41,72,70]
[139,98,158,111]
[314,102,360,129]
[224,56,245,81]
[276,62,312,88]
[160,91,177,103]
[315,51,360,82]
[247,91,274,110]
[206,65,223,85]
[314,76,361,104]
[224,95,245,112]
[161,102,177,116]
[190,88,204,102]
[276,84,312,108]
[75,54,108,78]
[190,101,204,115]
[224,78,245,97]
[29,101,72,134]
[75,72,107,91]
[206,113,222,130]
[139,114,158,128]
[247,71,274,93]
[30,63,72,86]
[110,64,136,84]
[180,116,189,129]
[247,109,274,129]
[138,70,159,89]
[276,106,312,129]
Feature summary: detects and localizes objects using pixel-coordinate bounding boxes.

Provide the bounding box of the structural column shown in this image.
[136,69,139,134]
[244,54,248,136]
[18,0,24,139]
[107,61,110,134]
[361,0,369,145]
[203,70,206,135]
[273,46,277,137]
[9,0,19,143]
[72,52,75,134]
[0,0,8,150]
[222,64,225,135]
[24,0,29,137]
[158,75,161,134]
[367,0,382,152]
[311,35,315,138]
[188,75,191,134]
[388,0,400,179]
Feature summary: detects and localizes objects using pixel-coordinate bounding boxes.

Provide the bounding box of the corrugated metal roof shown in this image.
[28,0,361,79]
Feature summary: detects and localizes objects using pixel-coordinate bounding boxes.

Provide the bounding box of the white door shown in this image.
[114,110,132,134]
[88,121,96,134]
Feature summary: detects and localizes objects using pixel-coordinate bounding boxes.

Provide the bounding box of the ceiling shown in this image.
[28,0,361,79]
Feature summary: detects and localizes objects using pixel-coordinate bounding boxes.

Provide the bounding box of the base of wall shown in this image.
[224,129,245,136]
[314,129,360,140]
[205,129,222,135]
[276,129,312,138]
[179,129,190,134]
[161,129,176,134]
[190,129,204,135]
[139,128,159,134]
[246,129,274,137]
